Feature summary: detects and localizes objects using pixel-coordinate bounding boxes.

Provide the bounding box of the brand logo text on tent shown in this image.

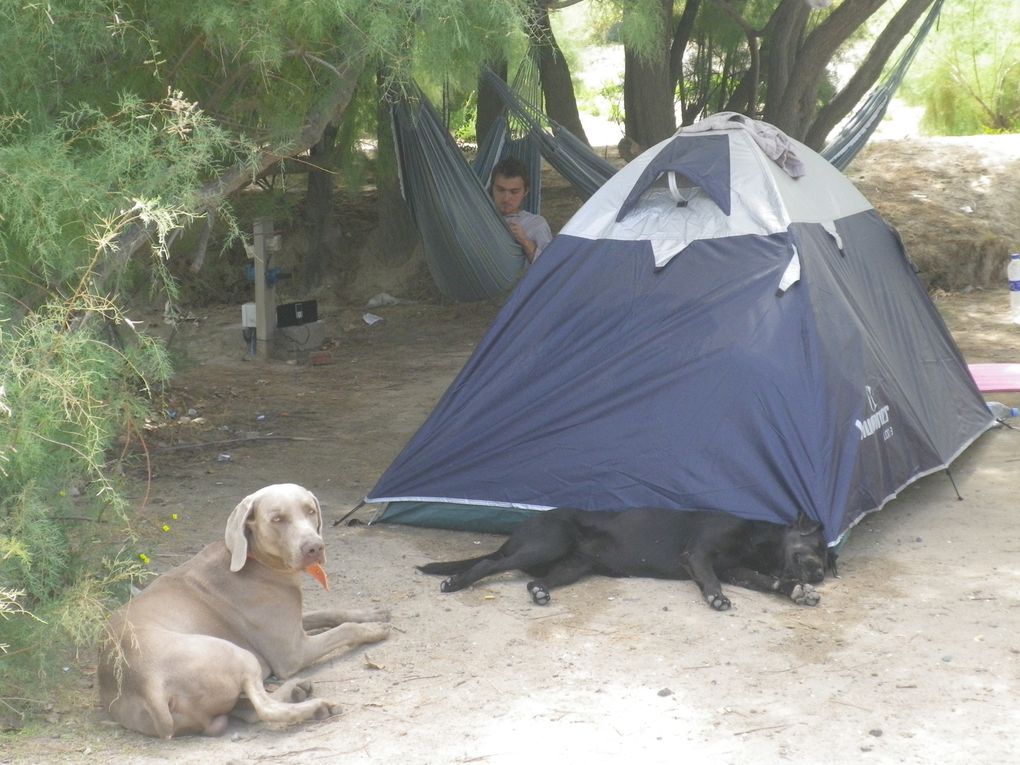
[857,386,893,442]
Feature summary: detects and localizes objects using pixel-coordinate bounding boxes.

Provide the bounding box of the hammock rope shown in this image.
[479,67,617,198]
[473,59,545,214]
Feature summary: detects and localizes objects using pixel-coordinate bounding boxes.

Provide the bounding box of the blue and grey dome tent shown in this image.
[366,114,993,546]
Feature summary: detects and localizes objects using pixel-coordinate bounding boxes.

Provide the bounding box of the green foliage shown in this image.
[334,68,390,186]
[2,1,534,152]
[0,586,38,657]
[597,80,626,127]
[448,90,480,144]
[0,0,538,722]
[902,0,1020,134]
[616,0,670,61]
[2,93,250,304]
[0,539,145,717]
[0,86,253,718]
[0,283,168,714]
[0,294,159,716]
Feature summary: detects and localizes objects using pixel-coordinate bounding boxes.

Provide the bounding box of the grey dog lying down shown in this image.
[99,484,390,738]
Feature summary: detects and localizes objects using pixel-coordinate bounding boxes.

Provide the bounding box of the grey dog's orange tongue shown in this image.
[305,563,329,590]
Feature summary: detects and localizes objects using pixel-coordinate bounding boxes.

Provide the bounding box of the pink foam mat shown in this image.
[969,363,1020,392]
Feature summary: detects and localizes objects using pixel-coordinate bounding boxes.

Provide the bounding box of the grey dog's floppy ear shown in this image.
[311,491,323,535]
[225,493,257,572]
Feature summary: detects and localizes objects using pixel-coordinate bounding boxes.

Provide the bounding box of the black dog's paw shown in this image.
[706,593,731,611]
[790,583,820,606]
[440,577,457,593]
[527,582,551,605]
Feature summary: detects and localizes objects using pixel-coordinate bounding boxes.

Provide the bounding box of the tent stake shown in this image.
[333,499,367,527]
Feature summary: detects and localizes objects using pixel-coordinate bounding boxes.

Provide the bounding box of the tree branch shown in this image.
[104,52,368,286]
[670,0,703,90]
[707,0,760,37]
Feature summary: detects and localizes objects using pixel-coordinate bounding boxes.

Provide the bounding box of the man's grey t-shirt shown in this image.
[505,210,553,260]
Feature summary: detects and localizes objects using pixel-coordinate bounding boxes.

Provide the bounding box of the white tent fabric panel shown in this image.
[560,126,872,268]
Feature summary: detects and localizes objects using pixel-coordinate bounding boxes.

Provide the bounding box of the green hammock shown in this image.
[391,84,525,302]
[391,66,617,302]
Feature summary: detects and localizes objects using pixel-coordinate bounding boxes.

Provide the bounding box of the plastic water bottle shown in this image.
[987,401,1019,420]
[1009,253,1020,323]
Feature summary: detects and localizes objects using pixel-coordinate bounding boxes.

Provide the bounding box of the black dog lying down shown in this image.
[418,507,834,610]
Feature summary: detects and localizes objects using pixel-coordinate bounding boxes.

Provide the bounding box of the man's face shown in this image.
[492,173,528,216]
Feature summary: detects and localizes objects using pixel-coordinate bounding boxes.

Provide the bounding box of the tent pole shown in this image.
[944,469,963,501]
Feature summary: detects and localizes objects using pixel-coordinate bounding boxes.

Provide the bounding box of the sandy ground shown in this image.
[4,135,1020,764]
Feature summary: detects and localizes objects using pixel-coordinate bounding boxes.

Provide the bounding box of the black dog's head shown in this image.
[780,511,828,584]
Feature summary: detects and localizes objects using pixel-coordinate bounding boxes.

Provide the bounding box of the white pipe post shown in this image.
[253,218,275,360]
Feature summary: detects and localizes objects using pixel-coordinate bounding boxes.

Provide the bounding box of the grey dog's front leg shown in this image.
[304,621,390,660]
[302,607,390,632]
[272,621,390,679]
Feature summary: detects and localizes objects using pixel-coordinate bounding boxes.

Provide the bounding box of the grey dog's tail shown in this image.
[417,556,488,576]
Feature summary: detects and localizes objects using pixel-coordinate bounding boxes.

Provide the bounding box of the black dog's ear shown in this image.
[795,509,822,535]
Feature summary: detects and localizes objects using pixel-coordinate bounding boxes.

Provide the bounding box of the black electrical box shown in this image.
[276,300,318,328]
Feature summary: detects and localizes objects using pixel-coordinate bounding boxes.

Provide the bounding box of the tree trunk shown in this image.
[108,53,367,281]
[476,58,508,146]
[529,3,589,145]
[303,123,337,289]
[761,0,813,129]
[623,0,676,150]
[805,0,936,149]
[766,0,887,140]
[669,0,702,89]
[670,0,703,125]
[722,46,760,117]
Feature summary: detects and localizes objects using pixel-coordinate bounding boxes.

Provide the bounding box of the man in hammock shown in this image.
[490,157,552,264]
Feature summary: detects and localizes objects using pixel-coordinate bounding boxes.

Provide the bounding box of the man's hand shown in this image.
[507,221,537,262]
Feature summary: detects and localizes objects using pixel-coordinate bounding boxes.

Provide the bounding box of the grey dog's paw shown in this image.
[790,583,821,606]
[312,700,342,720]
[288,679,314,702]
[268,676,315,703]
[360,622,391,643]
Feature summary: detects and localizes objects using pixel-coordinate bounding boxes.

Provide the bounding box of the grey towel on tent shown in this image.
[681,112,806,178]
